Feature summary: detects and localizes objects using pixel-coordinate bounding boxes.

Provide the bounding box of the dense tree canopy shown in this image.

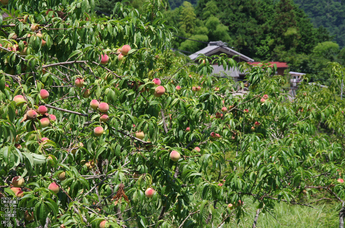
[1,0,345,227]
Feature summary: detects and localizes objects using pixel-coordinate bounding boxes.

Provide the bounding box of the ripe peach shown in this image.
[40,89,49,99]
[100,114,109,122]
[135,131,145,140]
[170,150,180,162]
[100,54,109,65]
[27,110,38,119]
[38,105,48,114]
[40,118,50,127]
[254,121,260,126]
[12,176,25,187]
[152,78,161,85]
[75,78,84,88]
[90,100,99,110]
[338,178,344,183]
[13,95,26,106]
[263,94,268,99]
[215,133,221,138]
[244,109,249,113]
[154,86,165,97]
[11,187,21,195]
[194,147,200,152]
[31,23,39,31]
[176,85,181,90]
[221,107,227,112]
[121,45,131,55]
[99,102,109,113]
[41,137,49,142]
[227,203,234,210]
[145,188,155,198]
[196,86,201,91]
[94,126,104,136]
[49,114,57,122]
[41,39,46,46]
[210,132,216,138]
[99,220,107,228]
[186,127,190,132]
[118,53,124,61]
[48,182,59,194]
[192,86,197,92]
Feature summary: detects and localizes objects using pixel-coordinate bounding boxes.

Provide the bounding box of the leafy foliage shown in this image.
[0,0,345,227]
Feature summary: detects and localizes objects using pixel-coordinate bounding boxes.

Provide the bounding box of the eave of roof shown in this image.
[189,46,254,62]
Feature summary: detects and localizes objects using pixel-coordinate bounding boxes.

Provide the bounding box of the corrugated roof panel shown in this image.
[211,65,240,77]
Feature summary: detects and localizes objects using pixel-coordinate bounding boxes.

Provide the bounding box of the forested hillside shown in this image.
[294,0,345,48]
[96,0,345,83]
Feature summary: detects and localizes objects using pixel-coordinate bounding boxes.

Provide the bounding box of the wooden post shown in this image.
[341,79,343,100]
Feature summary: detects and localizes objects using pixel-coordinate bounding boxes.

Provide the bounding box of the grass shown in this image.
[226,199,340,228]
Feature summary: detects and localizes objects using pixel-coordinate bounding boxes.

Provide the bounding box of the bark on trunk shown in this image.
[340,202,345,228]
[252,209,261,228]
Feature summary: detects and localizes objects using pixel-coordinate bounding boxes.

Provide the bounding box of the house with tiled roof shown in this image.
[189,41,254,80]
[247,62,289,76]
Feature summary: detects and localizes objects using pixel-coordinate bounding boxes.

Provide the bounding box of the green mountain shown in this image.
[293,0,345,47]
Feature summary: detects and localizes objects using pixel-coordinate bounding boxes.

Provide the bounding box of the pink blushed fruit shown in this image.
[154,86,165,97]
[75,78,84,88]
[152,78,161,85]
[215,133,221,138]
[192,86,197,92]
[90,100,99,110]
[218,183,223,187]
[41,137,49,142]
[12,176,25,187]
[186,127,190,132]
[145,188,155,198]
[13,95,26,106]
[40,118,50,127]
[11,187,22,196]
[27,110,38,119]
[260,98,266,103]
[221,107,227,112]
[99,102,109,113]
[210,132,216,138]
[100,114,109,122]
[100,54,109,65]
[135,131,145,140]
[196,86,201,91]
[194,147,200,152]
[48,182,59,194]
[38,105,48,114]
[121,45,131,55]
[244,109,249,113]
[94,127,104,136]
[176,85,181,90]
[49,114,57,122]
[338,178,344,183]
[40,89,49,99]
[99,220,107,228]
[228,203,234,210]
[254,121,260,126]
[118,53,124,61]
[170,150,180,162]
[263,94,268,99]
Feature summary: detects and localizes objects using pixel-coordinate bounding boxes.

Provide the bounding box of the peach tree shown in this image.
[1,0,345,227]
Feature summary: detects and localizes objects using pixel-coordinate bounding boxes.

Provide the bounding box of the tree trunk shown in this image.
[252,209,261,228]
[340,202,345,228]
